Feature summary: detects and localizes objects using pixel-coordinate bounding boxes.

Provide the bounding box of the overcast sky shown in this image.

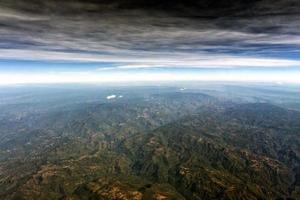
[0,0,299,84]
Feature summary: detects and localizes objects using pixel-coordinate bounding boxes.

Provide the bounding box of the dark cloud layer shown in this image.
[0,0,300,69]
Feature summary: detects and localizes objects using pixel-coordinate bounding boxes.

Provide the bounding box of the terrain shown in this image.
[0,83,300,199]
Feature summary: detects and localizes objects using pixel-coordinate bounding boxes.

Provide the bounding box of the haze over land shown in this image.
[1,83,300,199]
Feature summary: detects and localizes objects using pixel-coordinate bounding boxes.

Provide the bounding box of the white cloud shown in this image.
[106,95,117,100]
[0,71,299,85]
[0,8,47,21]
[0,49,299,69]
[97,64,165,71]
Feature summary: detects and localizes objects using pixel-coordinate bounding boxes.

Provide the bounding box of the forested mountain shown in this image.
[0,85,299,199]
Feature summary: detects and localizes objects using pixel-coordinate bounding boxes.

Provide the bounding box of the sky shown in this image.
[0,0,300,84]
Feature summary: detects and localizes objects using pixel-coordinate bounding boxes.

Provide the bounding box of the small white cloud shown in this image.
[118,95,123,98]
[179,88,186,91]
[106,95,117,100]
[97,64,164,71]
